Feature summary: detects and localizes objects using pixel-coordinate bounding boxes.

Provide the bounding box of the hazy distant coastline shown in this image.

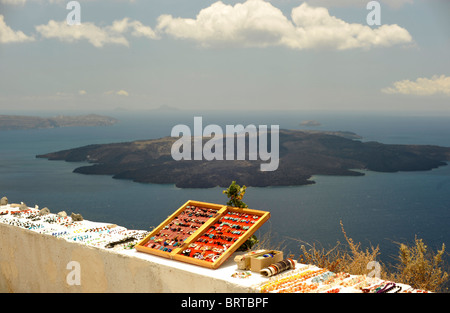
[0,114,118,131]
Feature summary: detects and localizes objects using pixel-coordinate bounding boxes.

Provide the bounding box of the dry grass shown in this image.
[386,237,448,292]
[294,221,381,276]
[251,229,288,253]
[263,221,449,293]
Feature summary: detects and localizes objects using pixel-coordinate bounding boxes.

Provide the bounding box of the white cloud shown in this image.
[110,18,159,39]
[35,18,158,48]
[116,89,129,96]
[35,20,129,47]
[78,90,87,95]
[288,4,412,50]
[156,0,413,50]
[157,0,294,48]
[0,15,35,43]
[382,75,450,96]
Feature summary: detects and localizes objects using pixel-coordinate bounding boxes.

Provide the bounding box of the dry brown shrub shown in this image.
[291,221,448,292]
[296,221,381,275]
[387,236,448,292]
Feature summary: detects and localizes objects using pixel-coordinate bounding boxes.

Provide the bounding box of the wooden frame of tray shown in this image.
[134,200,270,269]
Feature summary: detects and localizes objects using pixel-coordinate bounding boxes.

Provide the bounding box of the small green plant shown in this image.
[223,181,258,251]
[223,181,248,208]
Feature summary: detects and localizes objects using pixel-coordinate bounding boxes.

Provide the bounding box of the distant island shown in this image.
[300,120,321,127]
[153,104,181,111]
[0,114,118,131]
[36,129,450,188]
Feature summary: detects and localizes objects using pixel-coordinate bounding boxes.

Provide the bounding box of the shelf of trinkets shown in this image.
[0,205,149,251]
[135,200,225,259]
[256,263,421,293]
[143,205,219,251]
[178,210,261,263]
[135,201,270,269]
[173,205,270,269]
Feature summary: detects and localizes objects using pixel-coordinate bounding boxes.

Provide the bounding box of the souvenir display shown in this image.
[2,201,430,293]
[138,202,222,258]
[0,205,148,251]
[256,264,428,293]
[178,210,261,263]
[260,258,295,277]
[249,250,284,272]
[234,249,268,270]
[234,249,283,272]
[135,200,270,269]
[231,271,252,279]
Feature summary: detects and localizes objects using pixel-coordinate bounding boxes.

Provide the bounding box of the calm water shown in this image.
[1,110,449,265]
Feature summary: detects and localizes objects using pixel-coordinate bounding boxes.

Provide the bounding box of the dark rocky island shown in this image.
[36,130,450,188]
[0,114,118,131]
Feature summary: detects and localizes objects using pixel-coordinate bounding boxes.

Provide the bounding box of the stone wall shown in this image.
[0,222,255,293]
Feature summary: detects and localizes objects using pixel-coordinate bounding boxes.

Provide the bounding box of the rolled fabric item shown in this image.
[286,258,296,269]
[260,258,295,277]
[269,265,277,276]
[260,268,272,277]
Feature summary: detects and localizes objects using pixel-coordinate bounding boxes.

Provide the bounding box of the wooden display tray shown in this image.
[135,200,270,269]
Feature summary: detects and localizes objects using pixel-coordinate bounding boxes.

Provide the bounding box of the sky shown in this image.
[0,0,449,114]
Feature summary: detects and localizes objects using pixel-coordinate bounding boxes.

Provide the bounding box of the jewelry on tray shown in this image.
[179,210,260,262]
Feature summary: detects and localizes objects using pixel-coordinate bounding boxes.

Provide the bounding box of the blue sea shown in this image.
[1,110,449,267]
